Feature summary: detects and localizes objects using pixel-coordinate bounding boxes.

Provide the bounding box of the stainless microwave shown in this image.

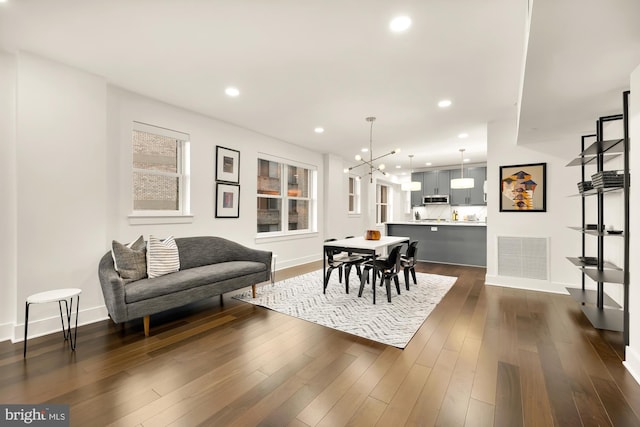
[423,195,449,204]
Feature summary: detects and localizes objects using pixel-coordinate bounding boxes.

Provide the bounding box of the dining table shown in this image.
[323,235,410,303]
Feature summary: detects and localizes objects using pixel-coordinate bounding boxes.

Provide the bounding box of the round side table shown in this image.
[24,288,82,358]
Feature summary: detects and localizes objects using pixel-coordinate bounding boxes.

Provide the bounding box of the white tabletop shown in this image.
[27,288,82,304]
[324,235,409,251]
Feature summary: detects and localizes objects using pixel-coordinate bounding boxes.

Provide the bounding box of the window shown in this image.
[257,156,316,235]
[348,176,361,214]
[132,122,190,216]
[376,183,390,224]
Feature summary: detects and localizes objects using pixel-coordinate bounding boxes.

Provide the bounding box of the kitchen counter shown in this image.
[386,220,486,227]
[386,222,486,267]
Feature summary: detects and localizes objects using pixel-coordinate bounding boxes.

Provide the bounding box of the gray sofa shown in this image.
[98,236,271,336]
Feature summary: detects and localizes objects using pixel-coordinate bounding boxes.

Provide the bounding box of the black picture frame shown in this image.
[499,162,547,212]
[215,183,240,218]
[215,146,240,184]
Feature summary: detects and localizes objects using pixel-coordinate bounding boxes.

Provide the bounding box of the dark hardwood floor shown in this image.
[1,262,639,426]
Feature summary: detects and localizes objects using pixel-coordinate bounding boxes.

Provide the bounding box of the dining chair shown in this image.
[333,237,364,293]
[324,240,344,290]
[400,241,419,290]
[358,245,402,303]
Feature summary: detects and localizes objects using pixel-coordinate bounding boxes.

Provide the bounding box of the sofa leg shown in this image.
[143,316,150,337]
[252,284,256,298]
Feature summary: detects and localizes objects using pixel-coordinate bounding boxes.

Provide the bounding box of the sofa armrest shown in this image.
[238,246,272,281]
[98,252,128,323]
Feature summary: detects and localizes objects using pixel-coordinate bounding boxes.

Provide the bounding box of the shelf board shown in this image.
[566,257,620,270]
[570,185,625,197]
[581,138,625,156]
[580,305,624,332]
[566,152,621,167]
[566,227,625,237]
[583,268,625,284]
[566,287,621,308]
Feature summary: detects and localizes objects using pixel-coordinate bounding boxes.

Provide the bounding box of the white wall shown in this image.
[12,53,109,340]
[0,52,18,339]
[486,117,582,293]
[625,65,640,384]
[1,52,330,342]
[322,153,367,240]
[106,87,325,270]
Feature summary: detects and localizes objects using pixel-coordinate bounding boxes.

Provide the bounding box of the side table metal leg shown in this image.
[59,300,70,341]
[71,295,79,351]
[23,302,30,358]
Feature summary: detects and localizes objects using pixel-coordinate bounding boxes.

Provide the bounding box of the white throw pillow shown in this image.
[146,235,180,278]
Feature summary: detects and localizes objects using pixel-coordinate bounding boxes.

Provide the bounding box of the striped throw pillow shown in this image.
[146,235,180,278]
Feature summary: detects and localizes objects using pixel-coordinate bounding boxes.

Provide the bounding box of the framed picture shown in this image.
[215,183,240,218]
[215,146,240,183]
[499,162,547,212]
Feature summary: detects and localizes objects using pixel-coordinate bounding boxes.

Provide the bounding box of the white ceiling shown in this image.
[1,0,638,176]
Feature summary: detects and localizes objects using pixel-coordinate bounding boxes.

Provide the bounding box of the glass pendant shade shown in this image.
[450,177,474,189]
[401,181,422,191]
[450,148,474,189]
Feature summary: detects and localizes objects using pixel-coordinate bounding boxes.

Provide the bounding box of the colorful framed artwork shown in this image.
[215,183,240,218]
[215,146,240,183]
[499,162,547,212]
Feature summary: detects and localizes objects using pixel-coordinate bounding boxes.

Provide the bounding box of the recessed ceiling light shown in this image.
[225,87,240,97]
[464,158,470,163]
[314,127,324,134]
[425,162,432,166]
[361,148,369,153]
[395,165,401,169]
[390,16,411,32]
[438,99,452,108]
[458,132,469,139]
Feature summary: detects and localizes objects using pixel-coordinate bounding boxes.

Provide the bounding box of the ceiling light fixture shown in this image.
[458,132,469,138]
[314,127,324,134]
[438,99,452,108]
[390,16,412,32]
[450,148,475,189]
[225,87,240,97]
[343,116,400,183]
[401,155,421,191]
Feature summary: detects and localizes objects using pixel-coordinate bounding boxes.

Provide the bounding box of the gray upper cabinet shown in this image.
[449,166,486,205]
[410,172,424,206]
[423,170,450,195]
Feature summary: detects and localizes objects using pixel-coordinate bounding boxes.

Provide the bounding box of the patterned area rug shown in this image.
[234,269,457,348]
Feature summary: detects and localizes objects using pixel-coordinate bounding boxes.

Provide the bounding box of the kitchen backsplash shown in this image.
[411,205,487,222]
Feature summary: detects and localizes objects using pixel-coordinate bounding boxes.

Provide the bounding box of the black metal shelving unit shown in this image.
[565,91,630,346]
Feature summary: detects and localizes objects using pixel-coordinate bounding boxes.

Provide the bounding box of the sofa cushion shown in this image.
[111,236,147,283]
[125,261,267,303]
[147,235,180,278]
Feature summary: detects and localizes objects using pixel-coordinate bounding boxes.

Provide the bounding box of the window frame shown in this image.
[348,176,361,215]
[376,183,391,224]
[256,154,317,238]
[129,121,191,220]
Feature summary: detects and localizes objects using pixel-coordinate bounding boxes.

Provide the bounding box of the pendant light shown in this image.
[401,155,422,191]
[450,148,474,189]
[343,117,400,183]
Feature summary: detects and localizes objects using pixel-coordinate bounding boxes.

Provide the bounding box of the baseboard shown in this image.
[624,346,640,386]
[0,322,13,343]
[10,305,109,343]
[485,274,569,294]
[273,254,321,271]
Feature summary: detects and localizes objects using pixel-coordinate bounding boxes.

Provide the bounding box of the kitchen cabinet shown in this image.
[449,166,486,205]
[423,170,450,196]
[386,222,486,267]
[410,172,424,207]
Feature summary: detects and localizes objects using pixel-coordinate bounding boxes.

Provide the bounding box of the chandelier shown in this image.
[343,116,400,183]
[450,148,475,189]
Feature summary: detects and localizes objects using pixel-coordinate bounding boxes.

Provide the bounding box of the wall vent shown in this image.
[497,236,548,280]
